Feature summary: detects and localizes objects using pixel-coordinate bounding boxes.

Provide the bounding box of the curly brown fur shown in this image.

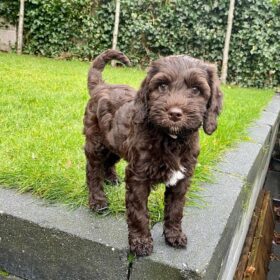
[83,49,223,256]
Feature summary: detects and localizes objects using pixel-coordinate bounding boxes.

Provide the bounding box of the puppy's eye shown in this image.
[158,83,169,92]
[192,87,201,96]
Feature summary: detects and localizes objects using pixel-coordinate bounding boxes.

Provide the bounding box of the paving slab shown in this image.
[264,95,280,115]
[214,141,263,182]
[257,111,279,129]
[247,122,271,146]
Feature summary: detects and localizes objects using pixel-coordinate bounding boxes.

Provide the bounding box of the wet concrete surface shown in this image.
[264,169,280,280]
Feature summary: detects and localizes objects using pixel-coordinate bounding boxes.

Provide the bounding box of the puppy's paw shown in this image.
[129,237,153,256]
[164,231,187,248]
[89,199,108,213]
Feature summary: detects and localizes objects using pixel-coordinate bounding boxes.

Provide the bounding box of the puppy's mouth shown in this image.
[148,109,202,137]
[159,120,202,138]
[168,125,189,139]
[168,125,183,135]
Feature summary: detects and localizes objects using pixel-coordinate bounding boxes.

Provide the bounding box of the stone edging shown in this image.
[0,95,280,280]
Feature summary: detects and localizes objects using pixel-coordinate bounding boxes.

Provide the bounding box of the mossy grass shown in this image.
[0,52,274,223]
[0,268,9,277]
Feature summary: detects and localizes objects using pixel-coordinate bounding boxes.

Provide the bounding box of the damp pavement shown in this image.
[265,169,280,280]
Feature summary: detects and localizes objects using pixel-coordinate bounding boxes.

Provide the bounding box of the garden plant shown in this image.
[0,0,279,87]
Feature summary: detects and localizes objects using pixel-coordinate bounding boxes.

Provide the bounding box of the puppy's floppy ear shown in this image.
[203,64,223,135]
[134,65,157,123]
[136,76,149,105]
[133,76,149,123]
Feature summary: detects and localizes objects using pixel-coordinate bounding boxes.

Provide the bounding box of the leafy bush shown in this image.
[0,0,279,87]
[229,0,280,87]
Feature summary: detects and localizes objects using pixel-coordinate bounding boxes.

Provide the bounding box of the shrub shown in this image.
[0,0,279,87]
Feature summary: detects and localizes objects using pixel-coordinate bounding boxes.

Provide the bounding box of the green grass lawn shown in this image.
[0,52,274,223]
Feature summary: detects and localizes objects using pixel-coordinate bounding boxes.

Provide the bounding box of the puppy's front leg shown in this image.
[125,166,153,256]
[163,178,189,248]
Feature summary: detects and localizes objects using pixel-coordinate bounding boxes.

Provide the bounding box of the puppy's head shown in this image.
[135,55,223,136]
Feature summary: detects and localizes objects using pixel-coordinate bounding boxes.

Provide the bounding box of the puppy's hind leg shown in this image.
[104,152,120,185]
[85,148,108,212]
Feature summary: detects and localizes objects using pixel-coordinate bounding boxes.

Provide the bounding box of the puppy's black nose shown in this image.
[168,107,183,122]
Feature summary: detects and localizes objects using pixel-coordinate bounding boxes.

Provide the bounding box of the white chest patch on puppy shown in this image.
[168,134,178,139]
[166,165,186,186]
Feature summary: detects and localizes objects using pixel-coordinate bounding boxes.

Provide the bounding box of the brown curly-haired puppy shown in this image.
[83,49,223,256]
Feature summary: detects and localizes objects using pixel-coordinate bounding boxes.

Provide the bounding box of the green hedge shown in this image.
[0,0,279,87]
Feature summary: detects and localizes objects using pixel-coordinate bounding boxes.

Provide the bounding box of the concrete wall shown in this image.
[0,17,16,51]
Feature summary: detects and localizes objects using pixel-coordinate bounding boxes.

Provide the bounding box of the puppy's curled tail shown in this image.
[88,49,130,92]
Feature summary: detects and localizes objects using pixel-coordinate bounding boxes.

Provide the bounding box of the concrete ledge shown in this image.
[1,95,280,280]
[0,189,129,280]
